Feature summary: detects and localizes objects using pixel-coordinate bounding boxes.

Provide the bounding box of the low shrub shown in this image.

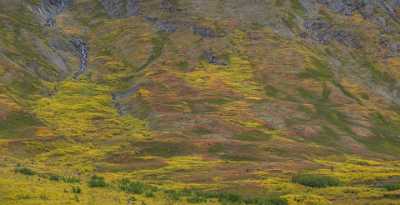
[88,175,106,188]
[244,196,288,205]
[163,188,287,205]
[292,174,341,188]
[72,186,81,194]
[119,179,157,195]
[145,191,155,197]
[378,183,400,191]
[62,176,81,184]
[49,174,61,181]
[49,174,80,183]
[15,165,35,176]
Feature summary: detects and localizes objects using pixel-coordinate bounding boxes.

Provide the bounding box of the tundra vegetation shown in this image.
[2,0,400,205]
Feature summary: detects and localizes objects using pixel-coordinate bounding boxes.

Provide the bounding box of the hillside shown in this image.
[1,0,400,204]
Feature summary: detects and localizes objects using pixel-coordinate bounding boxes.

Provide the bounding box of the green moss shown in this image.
[299,57,332,81]
[361,59,396,85]
[0,112,41,139]
[371,113,400,140]
[290,0,305,16]
[177,61,190,71]
[265,85,280,98]
[314,126,340,146]
[192,127,212,135]
[360,113,400,155]
[208,143,225,154]
[297,86,353,135]
[332,80,361,103]
[138,32,168,71]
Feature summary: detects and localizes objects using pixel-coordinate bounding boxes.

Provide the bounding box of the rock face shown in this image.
[160,0,177,13]
[37,0,72,26]
[304,19,361,48]
[71,38,89,78]
[192,25,218,38]
[35,0,89,78]
[380,37,400,57]
[315,0,400,25]
[100,0,140,18]
[112,83,144,115]
[112,83,143,100]
[317,0,365,16]
[33,35,71,79]
[144,17,178,33]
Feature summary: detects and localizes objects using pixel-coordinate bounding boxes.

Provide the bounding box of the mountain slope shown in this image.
[1,0,400,204]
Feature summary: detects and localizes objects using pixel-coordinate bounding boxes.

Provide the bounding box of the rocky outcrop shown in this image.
[32,35,70,79]
[317,0,365,16]
[36,1,89,78]
[112,83,143,101]
[160,0,177,13]
[304,19,361,48]
[100,0,140,18]
[315,0,400,26]
[111,83,144,115]
[37,0,72,26]
[71,38,88,78]
[378,0,400,24]
[203,51,227,66]
[127,0,140,16]
[144,17,178,33]
[380,37,400,57]
[192,25,218,38]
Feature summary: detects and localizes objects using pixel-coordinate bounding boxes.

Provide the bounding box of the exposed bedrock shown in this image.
[303,19,361,48]
[36,0,72,26]
[70,38,89,78]
[100,0,140,18]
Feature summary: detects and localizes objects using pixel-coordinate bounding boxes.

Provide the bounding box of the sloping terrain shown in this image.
[1,0,400,204]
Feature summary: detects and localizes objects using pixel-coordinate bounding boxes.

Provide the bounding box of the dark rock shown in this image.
[317,0,400,26]
[389,43,400,56]
[380,37,400,57]
[127,0,140,16]
[332,30,361,48]
[156,21,177,32]
[203,51,227,66]
[37,0,72,26]
[304,19,332,44]
[317,0,365,16]
[304,19,361,48]
[192,25,218,38]
[100,0,140,18]
[144,17,177,32]
[114,102,129,115]
[112,83,143,100]
[160,0,177,13]
[70,38,88,78]
[378,0,400,23]
[100,0,126,18]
